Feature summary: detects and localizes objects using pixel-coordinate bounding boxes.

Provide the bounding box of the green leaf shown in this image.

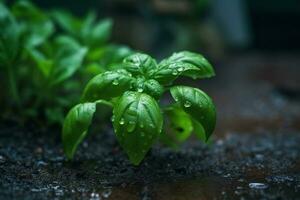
[170,86,216,141]
[154,51,215,85]
[81,69,133,102]
[112,91,163,165]
[26,48,53,77]
[51,10,81,36]
[165,106,193,142]
[12,1,54,48]
[0,3,20,65]
[51,47,88,85]
[123,53,157,77]
[62,103,96,159]
[89,18,112,46]
[143,79,164,99]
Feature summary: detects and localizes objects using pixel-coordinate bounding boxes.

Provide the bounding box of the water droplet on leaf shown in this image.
[112,79,119,85]
[127,121,136,132]
[172,70,178,75]
[119,118,125,125]
[184,101,191,107]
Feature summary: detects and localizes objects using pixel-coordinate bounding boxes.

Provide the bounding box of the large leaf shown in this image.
[154,51,215,85]
[62,103,96,159]
[170,86,216,141]
[113,91,163,165]
[81,69,133,102]
[122,53,157,77]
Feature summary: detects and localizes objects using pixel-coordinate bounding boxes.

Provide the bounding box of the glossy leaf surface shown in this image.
[62,103,96,159]
[82,69,133,102]
[154,51,215,85]
[112,91,163,165]
[170,86,216,141]
[123,53,157,76]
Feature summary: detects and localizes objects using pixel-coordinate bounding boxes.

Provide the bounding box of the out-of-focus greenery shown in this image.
[0,0,132,124]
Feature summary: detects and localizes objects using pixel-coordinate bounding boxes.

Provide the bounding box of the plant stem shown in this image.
[7,66,21,108]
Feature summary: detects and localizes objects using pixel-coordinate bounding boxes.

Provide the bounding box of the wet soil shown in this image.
[0,121,300,200]
[1,53,300,199]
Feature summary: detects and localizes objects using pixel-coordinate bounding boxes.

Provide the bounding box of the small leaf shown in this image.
[27,48,53,77]
[170,86,216,141]
[81,69,133,102]
[62,103,96,159]
[143,79,164,99]
[51,10,81,36]
[165,106,193,142]
[154,51,215,85]
[89,18,112,46]
[123,53,157,76]
[113,91,163,165]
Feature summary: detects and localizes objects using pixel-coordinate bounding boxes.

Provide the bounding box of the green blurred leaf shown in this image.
[81,69,133,102]
[51,46,87,85]
[0,2,20,65]
[112,91,163,165]
[170,86,216,141]
[12,1,54,48]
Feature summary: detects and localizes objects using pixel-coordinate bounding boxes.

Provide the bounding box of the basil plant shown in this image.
[62,51,216,165]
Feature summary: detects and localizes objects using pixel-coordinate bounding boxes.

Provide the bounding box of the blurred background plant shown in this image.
[0,0,299,143]
[0,0,132,125]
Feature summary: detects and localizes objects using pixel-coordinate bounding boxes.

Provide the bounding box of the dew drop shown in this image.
[111,115,115,122]
[184,101,191,107]
[127,121,136,132]
[119,118,125,125]
[178,67,184,72]
[112,79,119,85]
[249,183,268,189]
[172,70,178,75]
[137,87,144,92]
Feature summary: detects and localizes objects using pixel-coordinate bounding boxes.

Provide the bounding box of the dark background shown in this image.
[9,0,300,58]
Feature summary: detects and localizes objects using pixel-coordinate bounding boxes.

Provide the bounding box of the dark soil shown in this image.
[0,120,300,200]
[1,53,300,200]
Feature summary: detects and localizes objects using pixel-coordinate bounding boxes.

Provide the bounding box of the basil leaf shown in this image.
[51,10,81,36]
[81,69,133,102]
[165,106,193,142]
[123,53,157,76]
[12,1,54,48]
[62,103,96,159]
[143,79,164,99]
[170,86,216,141]
[51,47,87,85]
[154,51,215,85]
[112,91,163,165]
[89,18,112,46]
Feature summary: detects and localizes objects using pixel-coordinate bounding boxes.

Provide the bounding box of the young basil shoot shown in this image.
[62,51,216,165]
